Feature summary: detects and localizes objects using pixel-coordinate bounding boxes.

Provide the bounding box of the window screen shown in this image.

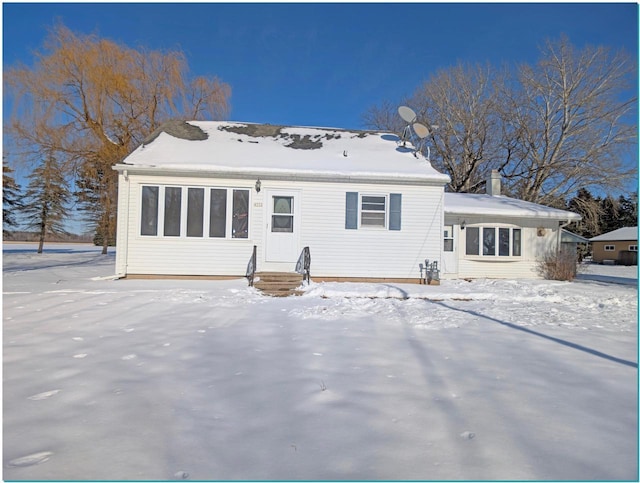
[232,189,249,239]
[164,187,182,236]
[361,195,386,227]
[187,188,204,237]
[141,186,159,236]
[466,227,480,255]
[209,189,227,238]
[483,228,496,256]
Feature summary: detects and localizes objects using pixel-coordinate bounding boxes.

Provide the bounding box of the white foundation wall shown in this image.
[442,215,561,279]
[116,173,444,279]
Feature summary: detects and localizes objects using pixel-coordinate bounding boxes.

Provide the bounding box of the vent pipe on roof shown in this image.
[487,170,501,196]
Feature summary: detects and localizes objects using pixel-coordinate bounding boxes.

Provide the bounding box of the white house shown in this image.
[113,121,581,282]
[113,121,449,282]
[441,172,581,279]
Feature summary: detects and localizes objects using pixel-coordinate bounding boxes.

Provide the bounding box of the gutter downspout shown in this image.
[557,220,571,255]
[115,169,130,279]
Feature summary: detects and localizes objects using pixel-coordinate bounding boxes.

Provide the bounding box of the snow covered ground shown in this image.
[3,243,638,481]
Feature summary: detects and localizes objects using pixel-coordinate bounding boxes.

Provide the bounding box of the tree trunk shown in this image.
[37,222,46,254]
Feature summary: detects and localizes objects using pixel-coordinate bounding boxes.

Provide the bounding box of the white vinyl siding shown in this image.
[119,173,443,279]
[297,183,439,278]
[443,215,559,279]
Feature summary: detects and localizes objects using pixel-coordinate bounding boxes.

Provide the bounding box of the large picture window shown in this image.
[140,185,250,239]
[466,226,521,257]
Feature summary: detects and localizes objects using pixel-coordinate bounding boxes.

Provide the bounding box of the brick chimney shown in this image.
[487,170,501,196]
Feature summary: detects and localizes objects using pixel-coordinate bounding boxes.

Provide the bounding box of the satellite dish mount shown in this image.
[397,105,435,161]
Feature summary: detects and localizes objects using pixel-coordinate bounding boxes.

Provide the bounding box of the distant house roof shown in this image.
[444,193,581,221]
[589,227,638,242]
[116,120,451,185]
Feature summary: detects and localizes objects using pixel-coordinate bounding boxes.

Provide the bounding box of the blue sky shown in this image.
[3,2,638,130]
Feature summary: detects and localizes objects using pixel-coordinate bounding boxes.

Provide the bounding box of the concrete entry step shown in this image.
[254,272,305,297]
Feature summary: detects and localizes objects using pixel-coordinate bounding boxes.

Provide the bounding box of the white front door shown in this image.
[442,224,458,275]
[265,190,300,263]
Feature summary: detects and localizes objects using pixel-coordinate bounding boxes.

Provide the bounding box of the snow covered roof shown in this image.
[589,226,638,242]
[561,230,589,244]
[116,120,450,185]
[444,193,581,221]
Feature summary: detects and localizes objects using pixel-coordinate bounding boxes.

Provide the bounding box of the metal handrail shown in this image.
[295,246,311,284]
[246,245,257,286]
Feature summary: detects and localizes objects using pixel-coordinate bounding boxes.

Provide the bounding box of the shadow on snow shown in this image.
[433,301,638,369]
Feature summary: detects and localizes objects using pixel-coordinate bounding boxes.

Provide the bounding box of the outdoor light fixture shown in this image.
[461,220,466,230]
[255,179,261,193]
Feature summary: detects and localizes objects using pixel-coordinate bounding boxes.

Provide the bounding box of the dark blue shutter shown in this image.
[389,193,402,231]
[345,192,358,229]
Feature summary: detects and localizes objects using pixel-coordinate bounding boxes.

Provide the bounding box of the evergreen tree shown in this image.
[3,161,22,237]
[599,196,622,235]
[617,193,638,228]
[20,155,71,253]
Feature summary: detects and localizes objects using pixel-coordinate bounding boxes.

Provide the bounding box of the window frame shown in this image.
[629,245,637,252]
[359,193,388,229]
[443,225,454,252]
[139,184,250,240]
[604,245,616,251]
[465,225,522,258]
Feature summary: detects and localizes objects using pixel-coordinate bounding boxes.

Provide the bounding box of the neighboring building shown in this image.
[440,171,581,279]
[589,227,638,265]
[113,121,581,282]
[560,229,590,261]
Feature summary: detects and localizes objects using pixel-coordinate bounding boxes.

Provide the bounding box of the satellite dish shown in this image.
[398,106,417,123]
[413,122,429,139]
[397,105,436,161]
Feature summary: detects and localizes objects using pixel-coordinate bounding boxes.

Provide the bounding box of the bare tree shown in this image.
[362,38,637,204]
[499,36,637,204]
[5,23,231,246]
[410,63,503,193]
[362,64,504,193]
[361,99,406,134]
